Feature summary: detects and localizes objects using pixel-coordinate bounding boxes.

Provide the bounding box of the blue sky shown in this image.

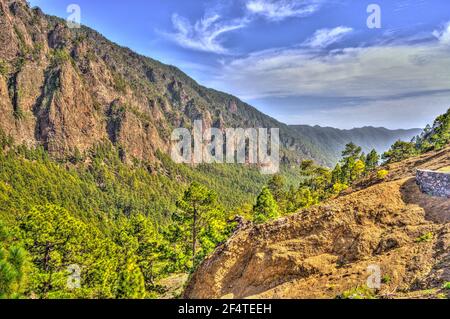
[29,0,450,129]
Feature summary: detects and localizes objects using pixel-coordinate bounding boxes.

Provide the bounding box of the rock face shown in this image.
[184,149,450,299]
[416,169,450,198]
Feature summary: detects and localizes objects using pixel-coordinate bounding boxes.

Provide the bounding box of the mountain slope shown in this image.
[0,0,421,167]
[0,0,328,165]
[291,125,421,165]
[184,146,450,299]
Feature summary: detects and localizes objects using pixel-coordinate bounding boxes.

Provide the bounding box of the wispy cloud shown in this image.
[246,0,321,21]
[433,22,450,45]
[303,26,353,48]
[208,36,450,128]
[163,0,325,53]
[211,35,450,101]
[163,13,247,54]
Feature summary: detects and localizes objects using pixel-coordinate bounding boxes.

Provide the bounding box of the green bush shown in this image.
[51,49,71,66]
[337,286,376,299]
[415,232,433,243]
[376,169,389,180]
[113,73,128,94]
[382,274,391,284]
[442,282,450,290]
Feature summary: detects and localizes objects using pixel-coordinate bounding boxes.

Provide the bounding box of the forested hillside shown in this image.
[0,0,330,166]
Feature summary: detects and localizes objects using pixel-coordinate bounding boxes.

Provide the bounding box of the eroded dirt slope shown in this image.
[185,148,450,299]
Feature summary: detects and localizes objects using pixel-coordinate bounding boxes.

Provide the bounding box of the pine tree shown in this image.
[341,142,362,162]
[267,174,285,202]
[331,164,343,184]
[116,256,146,299]
[351,160,366,181]
[339,142,364,183]
[0,221,28,298]
[176,182,218,266]
[365,149,380,171]
[382,141,417,164]
[253,187,279,224]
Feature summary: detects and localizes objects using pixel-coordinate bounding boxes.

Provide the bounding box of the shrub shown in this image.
[415,232,433,243]
[382,275,391,284]
[0,59,8,77]
[332,182,348,195]
[51,49,71,66]
[376,169,389,180]
[443,282,450,290]
[113,73,127,94]
[337,286,376,299]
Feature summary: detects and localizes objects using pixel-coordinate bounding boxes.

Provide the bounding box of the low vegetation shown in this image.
[336,286,376,299]
[415,232,434,243]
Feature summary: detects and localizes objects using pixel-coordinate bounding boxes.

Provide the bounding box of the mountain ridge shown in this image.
[290,125,421,165]
[0,0,422,167]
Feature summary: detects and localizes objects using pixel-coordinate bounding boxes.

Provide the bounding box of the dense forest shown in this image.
[0,129,305,298]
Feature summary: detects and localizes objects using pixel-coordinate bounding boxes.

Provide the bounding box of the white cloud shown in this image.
[212,39,450,128]
[163,0,325,53]
[211,42,450,101]
[433,22,450,45]
[303,26,353,48]
[163,13,247,54]
[246,0,321,21]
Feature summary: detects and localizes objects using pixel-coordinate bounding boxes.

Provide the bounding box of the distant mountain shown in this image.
[290,125,421,165]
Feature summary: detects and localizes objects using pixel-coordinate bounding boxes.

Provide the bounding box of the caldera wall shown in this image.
[416,169,450,198]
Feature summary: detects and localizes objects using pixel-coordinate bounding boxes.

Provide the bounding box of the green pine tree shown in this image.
[365,149,380,171]
[176,182,218,266]
[253,187,279,224]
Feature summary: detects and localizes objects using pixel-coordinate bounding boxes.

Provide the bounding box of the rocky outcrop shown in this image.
[185,149,450,299]
[228,100,237,113]
[416,169,450,198]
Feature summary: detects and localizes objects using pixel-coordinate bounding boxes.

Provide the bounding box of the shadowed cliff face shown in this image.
[0,0,423,166]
